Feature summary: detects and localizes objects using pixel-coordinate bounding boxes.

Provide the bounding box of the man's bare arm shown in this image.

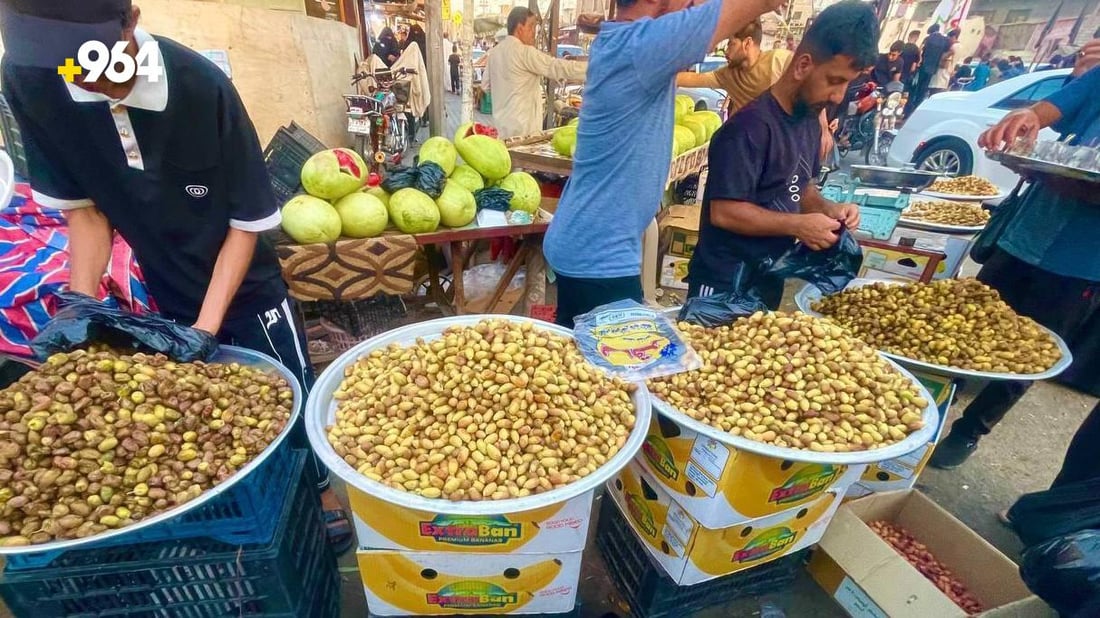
[676,70,722,89]
[712,0,787,49]
[710,198,843,250]
[64,206,113,297]
[192,228,258,335]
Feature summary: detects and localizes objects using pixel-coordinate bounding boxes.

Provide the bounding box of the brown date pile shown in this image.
[812,279,1062,374]
[0,348,293,546]
[870,520,984,614]
[647,312,928,453]
[328,319,637,501]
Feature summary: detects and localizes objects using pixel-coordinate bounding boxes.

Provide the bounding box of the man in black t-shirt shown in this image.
[906,24,950,115]
[900,29,921,85]
[0,0,353,553]
[873,41,904,87]
[686,1,877,308]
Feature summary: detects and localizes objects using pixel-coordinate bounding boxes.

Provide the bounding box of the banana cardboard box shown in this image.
[846,373,955,499]
[358,549,582,615]
[607,459,843,585]
[348,486,592,553]
[639,413,865,528]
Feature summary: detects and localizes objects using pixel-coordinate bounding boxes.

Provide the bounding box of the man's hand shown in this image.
[795,213,841,250]
[1073,40,1100,77]
[827,202,861,231]
[979,108,1041,152]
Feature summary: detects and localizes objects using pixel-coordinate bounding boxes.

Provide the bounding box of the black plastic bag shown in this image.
[765,227,863,295]
[1021,529,1100,617]
[414,162,447,198]
[677,229,863,327]
[381,166,419,193]
[677,263,766,326]
[31,292,219,362]
[1007,478,1100,547]
[473,187,513,212]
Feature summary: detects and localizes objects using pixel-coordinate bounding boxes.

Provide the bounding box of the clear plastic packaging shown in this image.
[572,299,701,381]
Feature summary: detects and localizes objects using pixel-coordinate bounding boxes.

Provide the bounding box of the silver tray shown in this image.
[988,150,1100,184]
[0,345,303,555]
[898,197,988,234]
[850,165,940,191]
[651,353,941,465]
[305,315,653,515]
[794,279,1073,381]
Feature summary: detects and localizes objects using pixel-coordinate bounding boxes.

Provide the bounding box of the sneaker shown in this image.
[929,431,980,469]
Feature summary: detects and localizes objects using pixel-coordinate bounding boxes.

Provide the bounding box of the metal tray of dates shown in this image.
[794,279,1073,381]
[305,314,654,516]
[0,345,302,555]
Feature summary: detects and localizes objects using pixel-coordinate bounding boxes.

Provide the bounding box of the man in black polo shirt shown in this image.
[686,1,876,308]
[0,0,352,552]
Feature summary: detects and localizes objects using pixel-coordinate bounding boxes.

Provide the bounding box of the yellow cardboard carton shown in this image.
[639,414,864,528]
[607,458,842,585]
[358,549,582,615]
[348,487,592,553]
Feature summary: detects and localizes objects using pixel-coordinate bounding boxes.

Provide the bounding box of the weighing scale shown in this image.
[820,165,940,239]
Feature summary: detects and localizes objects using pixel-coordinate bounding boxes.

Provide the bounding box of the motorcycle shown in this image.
[834,80,880,159]
[345,67,417,170]
[864,88,906,166]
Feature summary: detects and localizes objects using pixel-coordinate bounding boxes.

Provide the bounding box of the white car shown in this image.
[677,55,727,112]
[888,69,1068,193]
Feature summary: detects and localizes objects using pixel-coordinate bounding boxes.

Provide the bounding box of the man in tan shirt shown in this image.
[676,19,790,114]
[483,7,588,138]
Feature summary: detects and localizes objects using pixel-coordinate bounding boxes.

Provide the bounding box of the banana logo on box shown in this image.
[364,554,563,612]
[419,515,523,547]
[768,464,842,505]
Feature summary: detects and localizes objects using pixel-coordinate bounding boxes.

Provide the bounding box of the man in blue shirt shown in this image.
[543,0,785,327]
[687,1,875,308]
[931,65,1100,469]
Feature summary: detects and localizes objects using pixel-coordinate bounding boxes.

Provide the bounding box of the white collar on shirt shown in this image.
[64,28,168,112]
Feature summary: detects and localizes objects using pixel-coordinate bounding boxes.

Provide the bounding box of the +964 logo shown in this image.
[57,40,163,84]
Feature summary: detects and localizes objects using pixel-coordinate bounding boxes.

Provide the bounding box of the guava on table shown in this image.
[300,148,368,200]
[281,195,342,244]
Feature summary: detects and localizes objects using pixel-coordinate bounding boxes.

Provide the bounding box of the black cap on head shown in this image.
[1,0,133,68]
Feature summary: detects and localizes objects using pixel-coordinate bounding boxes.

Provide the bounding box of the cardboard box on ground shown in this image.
[809,490,1055,617]
[606,458,842,585]
[658,205,701,291]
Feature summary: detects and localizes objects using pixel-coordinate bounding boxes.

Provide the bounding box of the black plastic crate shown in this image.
[0,450,340,618]
[0,93,29,179]
[596,498,804,618]
[308,295,409,339]
[263,123,326,205]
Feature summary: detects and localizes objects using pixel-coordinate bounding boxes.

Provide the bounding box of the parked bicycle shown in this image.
[345,67,417,169]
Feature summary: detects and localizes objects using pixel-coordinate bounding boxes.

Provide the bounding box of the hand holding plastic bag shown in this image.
[31,292,219,362]
[678,229,863,327]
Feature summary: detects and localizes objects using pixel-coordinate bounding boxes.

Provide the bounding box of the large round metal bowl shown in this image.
[794,279,1073,381]
[651,354,942,465]
[305,315,653,515]
[850,165,940,191]
[0,345,303,555]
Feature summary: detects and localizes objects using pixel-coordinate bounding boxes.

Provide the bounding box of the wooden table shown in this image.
[414,222,549,315]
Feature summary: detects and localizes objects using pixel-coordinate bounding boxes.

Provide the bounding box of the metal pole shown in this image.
[354,0,368,58]
[544,0,560,130]
[461,0,475,124]
[426,0,446,136]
